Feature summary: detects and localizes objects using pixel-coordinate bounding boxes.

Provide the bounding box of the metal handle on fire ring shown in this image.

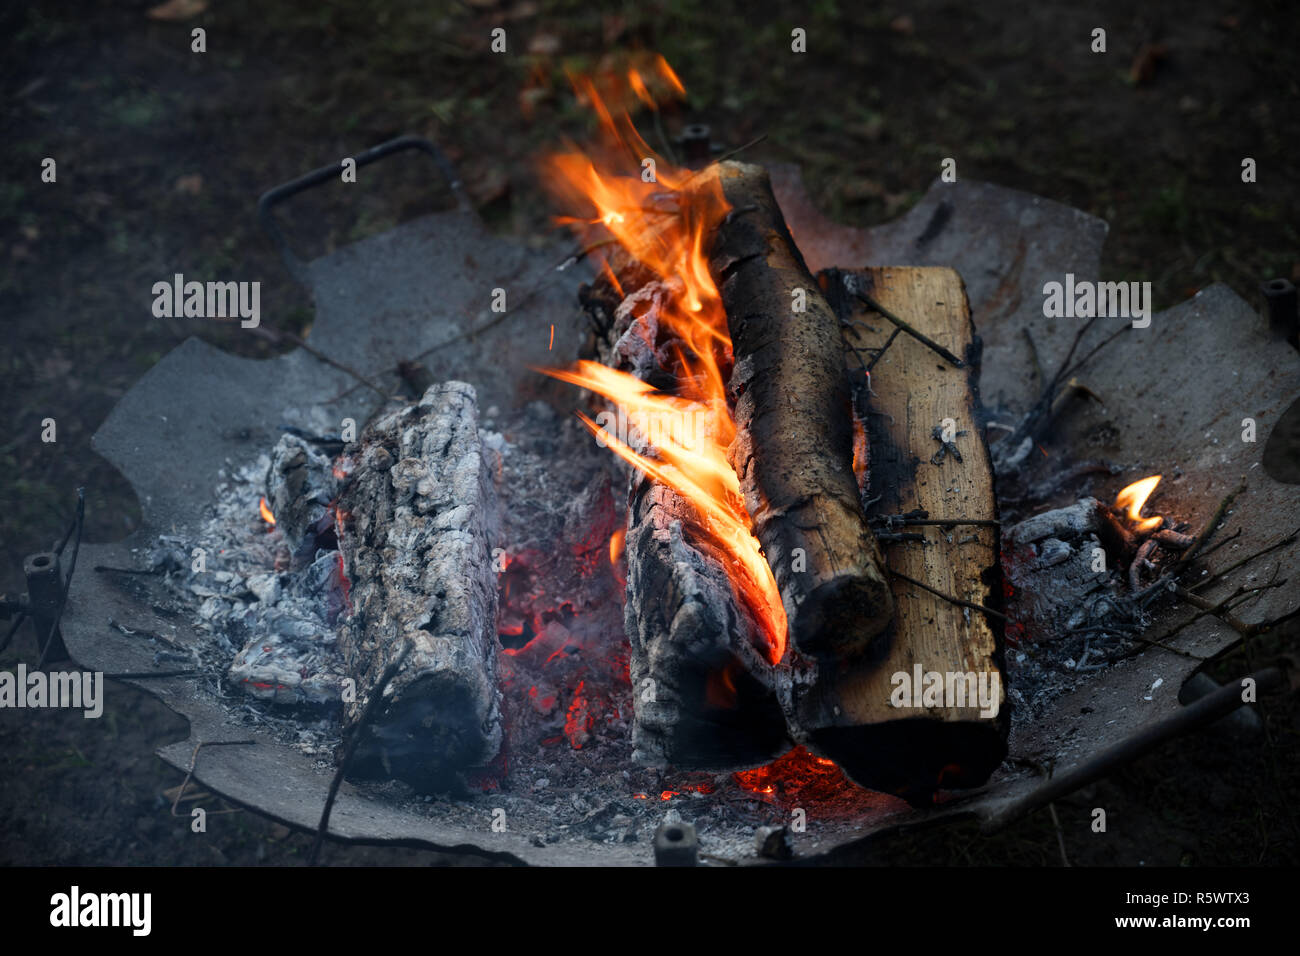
[257,135,471,287]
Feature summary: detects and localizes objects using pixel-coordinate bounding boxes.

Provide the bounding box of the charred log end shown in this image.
[710,161,895,657]
[809,718,1008,808]
[632,648,789,770]
[347,671,502,792]
[791,570,896,659]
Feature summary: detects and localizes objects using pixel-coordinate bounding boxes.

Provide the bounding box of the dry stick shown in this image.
[1127,633,1208,661]
[1022,328,1045,385]
[1173,585,1258,638]
[309,641,411,866]
[1173,479,1247,575]
[853,290,965,368]
[1192,526,1299,592]
[896,517,1001,528]
[982,668,1285,833]
[1059,321,1131,384]
[104,669,197,679]
[680,133,768,188]
[555,237,620,272]
[108,617,182,649]
[170,740,256,817]
[1196,527,1243,560]
[1047,802,1071,867]
[247,325,387,398]
[863,326,902,374]
[889,569,1007,622]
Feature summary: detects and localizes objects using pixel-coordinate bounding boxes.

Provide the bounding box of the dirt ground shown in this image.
[2,0,1297,865]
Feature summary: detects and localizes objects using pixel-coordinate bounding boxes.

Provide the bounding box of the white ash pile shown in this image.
[143,380,636,792]
[147,431,353,711]
[1001,497,1168,716]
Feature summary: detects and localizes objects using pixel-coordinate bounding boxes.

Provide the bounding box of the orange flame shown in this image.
[540,58,786,664]
[1115,475,1162,533]
[609,526,625,565]
[258,496,276,526]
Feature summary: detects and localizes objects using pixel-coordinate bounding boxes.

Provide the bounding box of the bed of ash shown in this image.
[131,385,1171,860]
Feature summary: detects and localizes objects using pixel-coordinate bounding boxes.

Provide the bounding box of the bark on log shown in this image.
[594,283,788,769]
[337,382,502,790]
[706,161,894,657]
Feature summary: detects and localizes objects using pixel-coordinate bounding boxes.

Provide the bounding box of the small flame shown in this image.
[258,496,276,526]
[609,527,626,565]
[1115,474,1162,532]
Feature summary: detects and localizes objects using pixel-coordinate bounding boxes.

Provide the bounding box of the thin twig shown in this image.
[170,740,256,816]
[309,641,411,865]
[93,564,162,576]
[555,237,620,272]
[863,326,901,373]
[889,569,1007,621]
[1191,525,1299,592]
[248,326,387,397]
[853,290,965,368]
[103,669,197,679]
[108,617,182,649]
[1195,527,1243,559]
[1173,585,1257,638]
[1173,479,1247,575]
[1047,802,1071,867]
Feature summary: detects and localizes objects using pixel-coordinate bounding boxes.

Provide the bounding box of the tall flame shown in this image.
[1115,474,1162,533]
[541,57,787,664]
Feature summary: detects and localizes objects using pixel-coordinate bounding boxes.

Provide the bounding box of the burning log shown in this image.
[592,284,789,769]
[337,382,503,790]
[624,478,789,768]
[781,266,1007,803]
[708,161,894,658]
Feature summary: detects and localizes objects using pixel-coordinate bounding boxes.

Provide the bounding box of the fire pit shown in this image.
[50,65,1300,865]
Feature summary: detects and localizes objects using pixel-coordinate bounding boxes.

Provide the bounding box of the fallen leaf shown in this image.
[147,0,208,21]
[1129,42,1167,87]
[890,15,915,35]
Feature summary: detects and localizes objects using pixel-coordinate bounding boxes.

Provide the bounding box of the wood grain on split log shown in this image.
[706,161,893,657]
[338,382,502,790]
[785,267,1006,803]
[594,283,788,769]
